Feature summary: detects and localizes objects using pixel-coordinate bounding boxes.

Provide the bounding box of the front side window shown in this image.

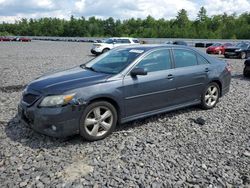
[135,49,171,72]
[173,49,198,68]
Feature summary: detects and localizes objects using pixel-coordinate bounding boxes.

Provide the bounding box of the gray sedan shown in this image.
[18,45,231,141]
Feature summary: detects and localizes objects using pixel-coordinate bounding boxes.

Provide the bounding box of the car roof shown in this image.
[116,44,193,51]
[109,37,138,40]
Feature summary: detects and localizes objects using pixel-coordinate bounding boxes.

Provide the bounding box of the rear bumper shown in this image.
[18,102,84,138]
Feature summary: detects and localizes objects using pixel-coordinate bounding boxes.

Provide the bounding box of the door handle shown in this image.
[205,68,210,72]
[167,74,174,80]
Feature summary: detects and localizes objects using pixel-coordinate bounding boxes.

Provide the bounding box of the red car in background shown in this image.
[206,43,232,55]
[0,37,12,41]
[14,37,31,42]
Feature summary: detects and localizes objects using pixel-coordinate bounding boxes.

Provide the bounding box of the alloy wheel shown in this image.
[84,106,113,137]
[205,85,219,107]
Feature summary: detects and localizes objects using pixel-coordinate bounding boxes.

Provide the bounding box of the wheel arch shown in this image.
[87,96,121,123]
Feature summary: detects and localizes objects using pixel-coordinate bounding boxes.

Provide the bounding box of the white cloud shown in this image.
[204,0,250,16]
[0,0,249,23]
[37,0,54,9]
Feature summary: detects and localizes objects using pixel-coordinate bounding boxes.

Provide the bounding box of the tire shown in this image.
[243,67,250,77]
[201,82,220,110]
[224,55,229,58]
[240,52,246,59]
[102,48,110,53]
[80,101,117,141]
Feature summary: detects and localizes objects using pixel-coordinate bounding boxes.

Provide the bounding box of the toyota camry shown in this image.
[18,45,231,141]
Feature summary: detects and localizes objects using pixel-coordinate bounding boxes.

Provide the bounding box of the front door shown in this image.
[123,49,176,117]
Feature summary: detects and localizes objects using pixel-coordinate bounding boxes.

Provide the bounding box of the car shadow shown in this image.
[5,106,203,149]
[4,115,84,149]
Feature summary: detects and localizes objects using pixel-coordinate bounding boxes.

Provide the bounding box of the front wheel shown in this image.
[201,83,220,110]
[102,48,110,54]
[240,52,246,59]
[80,101,117,141]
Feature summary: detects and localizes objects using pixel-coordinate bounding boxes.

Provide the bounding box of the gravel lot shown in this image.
[0,41,249,187]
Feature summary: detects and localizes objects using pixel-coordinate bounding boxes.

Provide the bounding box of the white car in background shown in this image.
[91,37,140,55]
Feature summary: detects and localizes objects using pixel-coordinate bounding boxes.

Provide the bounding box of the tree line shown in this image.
[0,7,250,39]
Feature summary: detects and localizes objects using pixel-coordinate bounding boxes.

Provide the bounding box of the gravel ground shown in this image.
[0,41,249,187]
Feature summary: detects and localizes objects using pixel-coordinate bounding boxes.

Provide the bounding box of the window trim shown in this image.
[172,48,210,69]
[125,48,173,76]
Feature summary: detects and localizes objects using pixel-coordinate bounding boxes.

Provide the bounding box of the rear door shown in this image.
[123,48,176,117]
[171,49,210,104]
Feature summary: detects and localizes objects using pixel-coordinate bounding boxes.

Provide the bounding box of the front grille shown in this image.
[23,93,40,105]
[225,49,236,53]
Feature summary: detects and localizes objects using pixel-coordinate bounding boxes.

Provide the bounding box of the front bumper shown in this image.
[18,102,84,138]
[224,51,240,58]
[91,47,103,55]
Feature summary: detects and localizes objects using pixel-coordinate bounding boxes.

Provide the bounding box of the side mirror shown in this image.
[130,68,147,77]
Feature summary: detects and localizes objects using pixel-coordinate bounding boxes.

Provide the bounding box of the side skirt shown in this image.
[121,100,201,124]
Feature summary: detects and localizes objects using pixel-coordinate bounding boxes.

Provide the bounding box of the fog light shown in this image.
[51,125,57,131]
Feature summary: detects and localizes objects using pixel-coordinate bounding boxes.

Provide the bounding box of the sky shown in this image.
[0,0,250,23]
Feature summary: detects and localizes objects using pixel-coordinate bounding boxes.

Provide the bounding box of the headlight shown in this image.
[40,94,75,107]
[235,49,242,52]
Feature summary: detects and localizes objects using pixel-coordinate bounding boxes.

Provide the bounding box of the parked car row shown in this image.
[33,37,102,43]
[0,36,31,42]
[206,42,250,59]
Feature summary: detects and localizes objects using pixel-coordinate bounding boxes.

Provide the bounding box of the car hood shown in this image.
[208,46,220,50]
[27,66,111,94]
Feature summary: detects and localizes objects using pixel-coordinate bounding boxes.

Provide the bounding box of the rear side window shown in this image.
[132,39,140,43]
[197,55,209,65]
[173,49,197,68]
[136,49,171,72]
[120,39,131,43]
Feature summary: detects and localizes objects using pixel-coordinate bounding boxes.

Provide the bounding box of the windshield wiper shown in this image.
[81,65,98,72]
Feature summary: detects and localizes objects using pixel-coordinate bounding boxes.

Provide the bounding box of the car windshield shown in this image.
[104,38,115,44]
[236,43,249,48]
[211,43,221,47]
[84,48,144,74]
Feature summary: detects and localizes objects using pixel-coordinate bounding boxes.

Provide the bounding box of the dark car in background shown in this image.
[18,45,231,141]
[173,41,188,46]
[206,43,232,55]
[224,42,250,59]
[244,58,250,77]
[165,41,188,46]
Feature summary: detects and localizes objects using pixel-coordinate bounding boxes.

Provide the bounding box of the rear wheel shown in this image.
[80,101,117,141]
[201,82,220,110]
